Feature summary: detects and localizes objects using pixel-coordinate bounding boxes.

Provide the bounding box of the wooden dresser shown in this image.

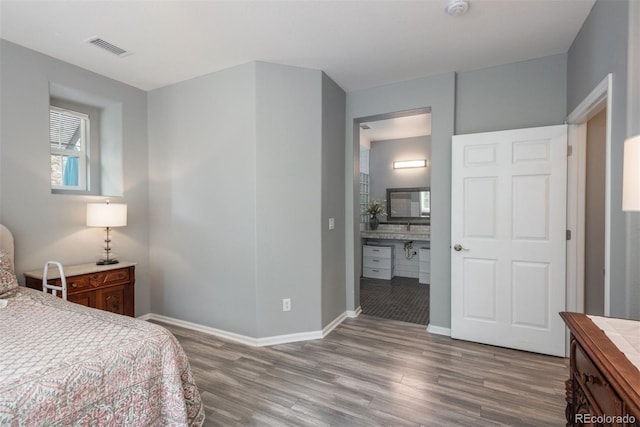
[24,262,135,317]
[561,312,640,426]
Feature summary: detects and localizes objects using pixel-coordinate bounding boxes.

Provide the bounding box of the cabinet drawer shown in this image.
[52,268,130,293]
[419,261,430,273]
[574,342,621,417]
[419,272,430,284]
[363,245,393,259]
[363,256,393,269]
[363,267,393,280]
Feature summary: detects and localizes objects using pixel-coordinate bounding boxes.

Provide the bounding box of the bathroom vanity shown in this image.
[361,225,430,282]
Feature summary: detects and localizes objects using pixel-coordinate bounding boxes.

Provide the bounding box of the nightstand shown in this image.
[24,262,135,317]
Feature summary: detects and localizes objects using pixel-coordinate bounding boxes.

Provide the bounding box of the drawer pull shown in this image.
[70,282,78,288]
[373,259,379,262]
[582,373,601,385]
[372,269,379,272]
[372,249,379,252]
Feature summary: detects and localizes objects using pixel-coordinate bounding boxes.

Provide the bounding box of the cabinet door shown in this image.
[97,285,126,315]
[68,290,96,308]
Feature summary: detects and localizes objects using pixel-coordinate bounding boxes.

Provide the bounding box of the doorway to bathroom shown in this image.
[356,108,432,325]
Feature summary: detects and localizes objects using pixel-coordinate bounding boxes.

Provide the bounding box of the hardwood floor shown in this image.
[156,316,569,427]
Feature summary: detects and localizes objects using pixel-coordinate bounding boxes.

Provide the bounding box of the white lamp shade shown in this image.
[86,203,127,227]
[623,135,640,211]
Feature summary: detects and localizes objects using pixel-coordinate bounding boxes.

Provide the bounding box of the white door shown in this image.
[451,125,568,357]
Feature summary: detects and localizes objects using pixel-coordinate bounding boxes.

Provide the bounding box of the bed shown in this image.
[0,224,205,426]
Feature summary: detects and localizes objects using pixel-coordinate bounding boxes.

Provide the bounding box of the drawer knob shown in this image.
[70,282,78,288]
[582,373,601,385]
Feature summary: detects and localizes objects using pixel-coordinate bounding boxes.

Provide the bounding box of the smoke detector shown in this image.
[445,0,470,16]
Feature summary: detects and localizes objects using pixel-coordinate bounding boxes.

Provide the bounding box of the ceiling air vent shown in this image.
[360,124,371,130]
[85,37,131,57]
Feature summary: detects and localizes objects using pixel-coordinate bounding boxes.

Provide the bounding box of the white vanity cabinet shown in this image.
[419,247,430,284]
[362,245,394,280]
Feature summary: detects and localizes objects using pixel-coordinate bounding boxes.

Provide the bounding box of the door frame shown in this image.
[565,73,613,316]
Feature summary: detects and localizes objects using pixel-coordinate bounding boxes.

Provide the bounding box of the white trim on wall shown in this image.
[426,324,451,336]
[346,306,362,317]
[566,73,613,317]
[138,310,350,347]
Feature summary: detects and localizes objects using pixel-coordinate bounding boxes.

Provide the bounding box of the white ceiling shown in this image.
[0,0,595,92]
[361,114,432,142]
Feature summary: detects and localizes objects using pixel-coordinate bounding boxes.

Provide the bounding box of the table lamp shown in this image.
[623,135,640,212]
[86,201,127,265]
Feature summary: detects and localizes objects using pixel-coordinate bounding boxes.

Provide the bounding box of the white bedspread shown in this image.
[0,287,204,426]
[588,315,640,370]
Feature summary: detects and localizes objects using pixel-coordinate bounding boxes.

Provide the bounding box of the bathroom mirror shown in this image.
[386,187,430,223]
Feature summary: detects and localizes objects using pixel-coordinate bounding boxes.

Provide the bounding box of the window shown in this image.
[359,172,370,223]
[50,106,89,191]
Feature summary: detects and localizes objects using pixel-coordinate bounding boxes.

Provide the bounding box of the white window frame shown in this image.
[50,106,89,191]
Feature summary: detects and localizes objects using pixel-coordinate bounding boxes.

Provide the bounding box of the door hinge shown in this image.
[566,230,572,241]
[567,145,573,156]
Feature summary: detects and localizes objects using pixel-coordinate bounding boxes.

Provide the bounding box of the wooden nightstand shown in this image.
[24,262,135,317]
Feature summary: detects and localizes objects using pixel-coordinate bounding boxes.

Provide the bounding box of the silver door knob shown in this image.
[453,244,468,252]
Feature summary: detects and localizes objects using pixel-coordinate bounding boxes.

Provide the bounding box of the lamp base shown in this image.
[96,259,119,266]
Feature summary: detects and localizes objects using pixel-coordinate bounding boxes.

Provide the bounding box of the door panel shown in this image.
[463,258,497,321]
[451,125,567,357]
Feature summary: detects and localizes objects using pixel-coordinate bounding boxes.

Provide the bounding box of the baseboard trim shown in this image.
[140,311,349,347]
[143,313,261,346]
[346,306,362,318]
[426,324,451,336]
[322,311,347,337]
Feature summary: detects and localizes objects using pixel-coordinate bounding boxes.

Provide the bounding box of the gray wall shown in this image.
[346,72,456,329]
[369,136,431,206]
[321,73,347,327]
[0,40,150,314]
[347,56,569,330]
[149,61,346,338]
[148,63,258,336]
[456,54,567,134]
[254,62,323,337]
[567,0,631,318]
[627,0,640,320]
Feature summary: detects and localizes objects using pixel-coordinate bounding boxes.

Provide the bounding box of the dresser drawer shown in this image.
[363,245,393,259]
[363,267,393,280]
[363,256,393,269]
[574,342,621,417]
[54,268,131,293]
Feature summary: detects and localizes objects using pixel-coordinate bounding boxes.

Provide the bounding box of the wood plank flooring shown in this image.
[155,316,569,427]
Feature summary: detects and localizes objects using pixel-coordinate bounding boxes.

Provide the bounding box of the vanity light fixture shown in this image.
[393,160,428,169]
[623,134,640,211]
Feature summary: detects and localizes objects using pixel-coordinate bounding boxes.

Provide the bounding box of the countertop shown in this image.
[24,261,136,280]
[360,225,430,242]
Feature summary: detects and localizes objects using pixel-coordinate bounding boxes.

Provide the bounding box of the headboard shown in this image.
[0,224,15,268]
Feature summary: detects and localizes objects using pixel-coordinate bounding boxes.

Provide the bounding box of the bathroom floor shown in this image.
[359,276,429,325]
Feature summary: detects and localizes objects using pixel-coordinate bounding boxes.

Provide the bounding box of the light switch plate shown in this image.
[329,218,335,230]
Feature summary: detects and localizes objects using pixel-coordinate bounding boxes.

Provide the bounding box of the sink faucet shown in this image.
[406,221,411,231]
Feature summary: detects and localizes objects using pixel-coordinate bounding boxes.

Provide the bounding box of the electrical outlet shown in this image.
[329,218,335,230]
[282,298,291,312]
